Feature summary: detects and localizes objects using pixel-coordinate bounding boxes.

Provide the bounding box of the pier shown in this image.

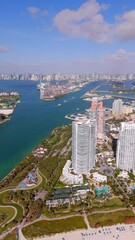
[65,115,76,120]
[90,84,104,92]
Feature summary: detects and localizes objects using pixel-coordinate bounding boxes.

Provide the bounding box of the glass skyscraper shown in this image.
[116,122,135,173]
[72,118,96,174]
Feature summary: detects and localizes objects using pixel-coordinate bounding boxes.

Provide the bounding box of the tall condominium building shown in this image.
[116,122,135,173]
[72,118,96,174]
[112,99,123,117]
[87,99,104,139]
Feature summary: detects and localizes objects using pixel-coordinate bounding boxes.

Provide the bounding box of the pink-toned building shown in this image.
[89,100,104,139]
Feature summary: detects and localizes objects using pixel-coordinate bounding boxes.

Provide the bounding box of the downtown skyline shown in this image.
[1,0,135,74]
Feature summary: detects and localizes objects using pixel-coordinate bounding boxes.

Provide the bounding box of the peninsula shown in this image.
[0,117,135,239]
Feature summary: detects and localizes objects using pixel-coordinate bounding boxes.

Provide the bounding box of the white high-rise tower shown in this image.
[72,118,96,174]
[112,99,123,117]
[116,122,135,173]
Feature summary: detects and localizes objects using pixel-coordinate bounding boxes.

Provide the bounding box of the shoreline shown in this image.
[0,117,11,125]
[21,223,135,240]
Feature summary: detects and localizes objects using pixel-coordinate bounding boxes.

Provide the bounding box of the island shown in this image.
[111,81,124,88]
[0,92,20,124]
[109,89,135,94]
[39,82,86,100]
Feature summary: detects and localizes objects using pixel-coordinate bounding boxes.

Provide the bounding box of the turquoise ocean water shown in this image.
[0,80,134,180]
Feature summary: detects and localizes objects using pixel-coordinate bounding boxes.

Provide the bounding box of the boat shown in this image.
[58,104,61,106]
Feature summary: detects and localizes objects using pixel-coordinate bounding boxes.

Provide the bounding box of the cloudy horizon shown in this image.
[1,0,135,74]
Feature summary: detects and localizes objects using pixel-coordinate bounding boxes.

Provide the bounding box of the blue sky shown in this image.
[1,0,135,74]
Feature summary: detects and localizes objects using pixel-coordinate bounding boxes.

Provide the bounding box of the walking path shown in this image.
[0,167,43,233]
[18,228,27,240]
[0,205,17,227]
[91,207,128,215]
[83,213,90,229]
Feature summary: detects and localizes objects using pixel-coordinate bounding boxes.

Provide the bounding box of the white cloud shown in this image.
[54,0,111,43]
[27,7,40,15]
[114,10,135,41]
[106,49,135,62]
[54,0,135,43]
[27,6,48,17]
[0,46,8,53]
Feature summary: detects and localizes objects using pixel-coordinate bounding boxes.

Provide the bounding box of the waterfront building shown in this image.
[116,122,135,173]
[122,105,133,115]
[88,99,104,139]
[92,172,107,182]
[112,99,123,117]
[60,160,83,184]
[130,113,135,122]
[72,117,96,174]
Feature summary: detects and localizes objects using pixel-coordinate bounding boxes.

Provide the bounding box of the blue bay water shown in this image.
[0,80,134,180]
[0,80,100,180]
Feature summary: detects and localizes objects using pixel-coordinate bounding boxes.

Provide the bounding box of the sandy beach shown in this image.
[34,223,135,240]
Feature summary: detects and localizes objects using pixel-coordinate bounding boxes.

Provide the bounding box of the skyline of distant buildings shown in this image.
[1,72,135,81]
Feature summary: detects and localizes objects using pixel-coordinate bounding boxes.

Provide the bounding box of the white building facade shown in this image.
[72,118,96,174]
[60,160,83,185]
[112,99,123,117]
[116,122,135,173]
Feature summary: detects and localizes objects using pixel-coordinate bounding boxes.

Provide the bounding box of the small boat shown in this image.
[58,104,61,106]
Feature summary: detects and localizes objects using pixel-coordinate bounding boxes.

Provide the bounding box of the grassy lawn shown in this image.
[22,216,87,238]
[0,202,23,235]
[0,206,15,226]
[87,210,135,228]
[92,198,126,211]
[0,190,23,218]
[0,201,23,222]
[43,209,79,218]
[103,198,126,208]
[3,230,18,240]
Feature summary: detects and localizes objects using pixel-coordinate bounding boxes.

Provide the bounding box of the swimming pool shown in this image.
[102,185,108,194]
[94,185,108,198]
[94,186,101,198]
